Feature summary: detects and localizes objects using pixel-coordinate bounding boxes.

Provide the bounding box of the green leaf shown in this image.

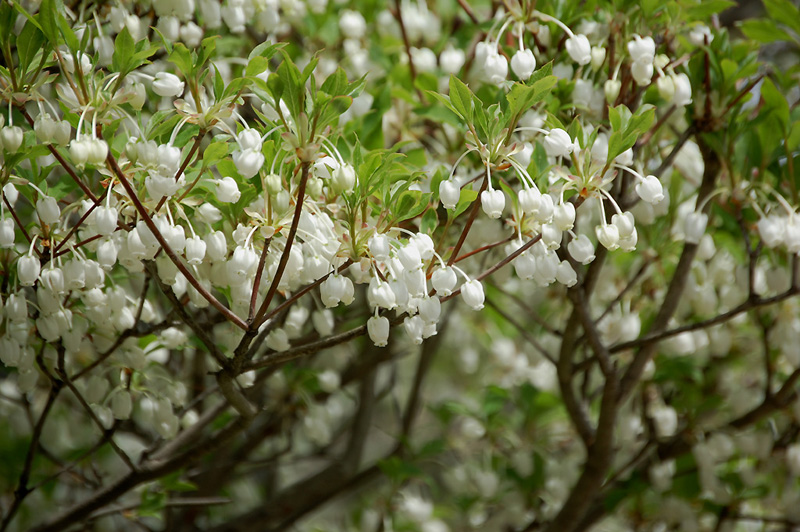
[684,0,735,19]
[393,190,431,223]
[739,19,793,44]
[203,141,229,166]
[246,55,270,78]
[16,20,45,75]
[759,78,790,132]
[764,0,800,36]
[111,26,134,74]
[0,1,17,38]
[450,188,478,219]
[449,75,474,121]
[169,44,194,76]
[506,63,557,122]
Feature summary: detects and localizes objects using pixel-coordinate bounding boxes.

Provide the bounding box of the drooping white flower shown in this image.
[565,34,591,65]
[461,279,485,310]
[367,315,390,347]
[152,72,185,97]
[481,189,505,219]
[511,49,536,80]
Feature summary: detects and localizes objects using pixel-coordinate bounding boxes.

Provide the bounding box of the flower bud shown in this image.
[514,251,536,280]
[534,193,554,223]
[657,75,676,102]
[397,244,422,271]
[40,267,65,294]
[3,183,18,205]
[482,47,508,84]
[54,121,71,146]
[412,233,435,260]
[63,258,85,289]
[87,139,109,164]
[321,274,355,307]
[127,81,146,110]
[590,46,606,71]
[97,238,118,269]
[331,163,356,193]
[604,79,621,103]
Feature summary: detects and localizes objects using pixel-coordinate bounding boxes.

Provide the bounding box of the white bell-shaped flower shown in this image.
[94,205,118,236]
[368,277,397,309]
[556,260,577,287]
[439,179,460,210]
[553,202,576,231]
[36,195,61,226]
[367,315,390,347]
[0,218,13,248]
[432,266,457,296]
[684,212,708,245]
[216,176,241,203]
[627,35,656,65]
[635,175,664,203]
[461,278,485,310]
[233,148,265,179]
[152,72,185,97]
[565,34,591,65]
[404,315,425,344]
[481,189,505,219]
[612,211,636,238]
[185,235,207,265]
[0,126,23,152]
[368,233,391,262]
[543,128,574,158]
[596,223,621,250]
[18,255,41,286]
[511,48,536,81]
